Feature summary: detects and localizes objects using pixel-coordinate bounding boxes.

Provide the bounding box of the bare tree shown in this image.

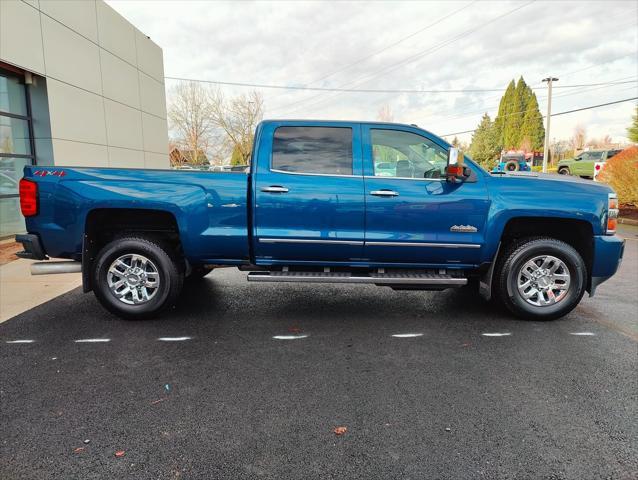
[586,134,614,149]
[167,81,216,166]
[209,90,264,165]
[377,104,394,123]
[570,125,587,152]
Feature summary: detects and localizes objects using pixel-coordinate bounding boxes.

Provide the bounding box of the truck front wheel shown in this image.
[494,237,586,320]
[92,236,184,320]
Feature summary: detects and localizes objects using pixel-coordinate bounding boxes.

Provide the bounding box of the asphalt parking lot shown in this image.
[1,227,636,480]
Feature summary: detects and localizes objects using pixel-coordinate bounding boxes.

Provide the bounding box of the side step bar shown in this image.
[247,271,467,286]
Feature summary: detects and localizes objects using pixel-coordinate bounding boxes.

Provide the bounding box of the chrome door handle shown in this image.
[261,186,289,193]
[370,190,399,197]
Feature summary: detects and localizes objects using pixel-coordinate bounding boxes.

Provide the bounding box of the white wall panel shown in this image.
[96,0,136,66]
[109,146,144,168]
[0,0,168,170]
[144,151,169,169]
[138,71,166,118]
[135,30,164,84]
[100,49,140,108]
[0,0,45,74]
[42,15,102,94]
[39,0,98,43]
[52,138,108,167]
[47,78,107,145]
[141,113,168,155]
[104,99,143,151]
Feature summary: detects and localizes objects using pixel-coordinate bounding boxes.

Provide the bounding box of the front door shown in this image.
[362,125,490,266]
[253,122,365,264]
[574,151,603,177]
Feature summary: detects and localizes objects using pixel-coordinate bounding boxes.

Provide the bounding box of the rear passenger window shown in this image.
[272,126,353,175]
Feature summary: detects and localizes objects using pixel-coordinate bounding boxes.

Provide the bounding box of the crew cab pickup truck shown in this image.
[17,120,624,321]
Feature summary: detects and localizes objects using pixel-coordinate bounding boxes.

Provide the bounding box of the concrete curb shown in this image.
[618,217,638,226]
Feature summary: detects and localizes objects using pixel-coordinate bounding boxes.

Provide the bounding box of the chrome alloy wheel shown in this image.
[516,255,571,307]
[107,254,160,305]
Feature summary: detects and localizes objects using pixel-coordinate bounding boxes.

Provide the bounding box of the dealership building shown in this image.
[0,0,170,236]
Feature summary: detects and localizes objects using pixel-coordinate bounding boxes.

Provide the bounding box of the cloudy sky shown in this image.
[108,0,637,144]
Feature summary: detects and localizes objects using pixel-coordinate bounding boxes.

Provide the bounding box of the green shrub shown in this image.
[532,165,557,173]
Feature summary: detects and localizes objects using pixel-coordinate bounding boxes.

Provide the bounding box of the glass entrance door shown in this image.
[0,67,35,237]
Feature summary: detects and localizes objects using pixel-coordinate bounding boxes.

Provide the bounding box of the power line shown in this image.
[275,5,637,115]
[288,1,478,88]
[163,76,637,95]
[439,97,638,137]
[274,0,536,114]
[263,1,479,105]
[433,76,638,124]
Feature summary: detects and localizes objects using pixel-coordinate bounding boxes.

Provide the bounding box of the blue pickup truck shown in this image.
[17,120,624,321]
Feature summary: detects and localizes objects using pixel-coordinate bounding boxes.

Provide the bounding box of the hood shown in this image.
[488,171,613,194]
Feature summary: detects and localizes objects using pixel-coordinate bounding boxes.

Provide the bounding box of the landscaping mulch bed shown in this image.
[619,205,638,222]
[0,241,22,266]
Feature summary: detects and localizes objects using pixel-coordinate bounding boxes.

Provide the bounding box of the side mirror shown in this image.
[445,147,469,182]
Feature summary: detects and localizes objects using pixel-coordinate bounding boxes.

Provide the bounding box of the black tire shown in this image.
[558,167,570,175]
[494,237,586,321]
[186,265,213,281]
[92,236,184,320]
[505,160,519,172]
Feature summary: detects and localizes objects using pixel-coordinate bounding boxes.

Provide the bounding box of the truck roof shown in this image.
[259,119,443,141]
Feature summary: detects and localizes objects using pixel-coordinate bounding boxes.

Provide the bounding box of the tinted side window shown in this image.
[583,151,603,161]
[371,129,447,179]
[272,126,353,175]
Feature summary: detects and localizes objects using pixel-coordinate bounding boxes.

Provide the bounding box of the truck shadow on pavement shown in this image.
[0,274,549,340]
[173,276,521,330]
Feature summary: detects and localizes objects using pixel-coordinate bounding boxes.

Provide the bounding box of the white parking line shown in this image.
[481,333,512,337]
[273,335,308,340]
[74,338,111,343]
[391,333,424,338]
[158,336,192,342]
[570,332,596,336]
[5,339,35,344]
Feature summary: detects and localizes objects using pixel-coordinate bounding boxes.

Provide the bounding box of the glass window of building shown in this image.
[0,67,34,237]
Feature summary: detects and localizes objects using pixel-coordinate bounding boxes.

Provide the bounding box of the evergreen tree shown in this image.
[230,144,244,166]
[494,76,544,151]
[506,77,528,147]
[469,113,501,169]
[494,80,515,148]
[520,92,545,150]
[628,105,638,143]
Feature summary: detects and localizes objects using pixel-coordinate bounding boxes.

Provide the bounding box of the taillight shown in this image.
[19,178,38,217]
[606,193,618,235]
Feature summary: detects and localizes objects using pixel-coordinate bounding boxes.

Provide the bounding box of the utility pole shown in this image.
[542,77,558,173]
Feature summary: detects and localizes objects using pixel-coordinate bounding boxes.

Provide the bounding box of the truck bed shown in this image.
[22,166,250,263]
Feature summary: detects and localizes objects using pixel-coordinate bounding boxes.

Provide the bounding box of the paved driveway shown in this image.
[1,227,636,479]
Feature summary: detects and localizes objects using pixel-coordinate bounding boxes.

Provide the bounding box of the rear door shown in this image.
[252,122,365,264]
[362,125,489,266]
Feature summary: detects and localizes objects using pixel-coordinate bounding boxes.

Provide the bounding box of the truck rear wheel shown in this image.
[92,236,184,319]
[558,167,570,175]
[494,237,586,320]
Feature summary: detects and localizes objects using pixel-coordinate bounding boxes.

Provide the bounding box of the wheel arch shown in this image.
[82,208,182,292]
[480,216,595,300]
